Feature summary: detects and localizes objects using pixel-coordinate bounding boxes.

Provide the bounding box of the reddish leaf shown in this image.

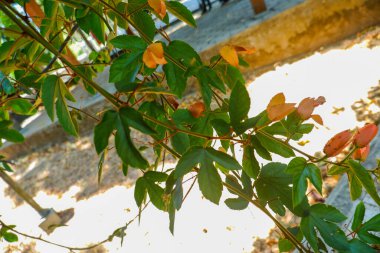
[353,123,378,148]
[297,96,326,120]
[323,129,353,157]
[188,102,205,118]
[352,145,370,161]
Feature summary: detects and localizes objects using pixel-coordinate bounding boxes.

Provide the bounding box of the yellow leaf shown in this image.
[267,103,296,121]
[267,92,285,109]
[148,0,166,19]
[266,93,295,121]
[311,114,323,125]
[220,45,239,67]
[143,42,167,69]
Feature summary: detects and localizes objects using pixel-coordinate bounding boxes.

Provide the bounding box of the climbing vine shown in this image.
[0,0,380,252]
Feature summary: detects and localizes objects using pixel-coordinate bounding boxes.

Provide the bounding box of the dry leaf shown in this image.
[143,42,167,69]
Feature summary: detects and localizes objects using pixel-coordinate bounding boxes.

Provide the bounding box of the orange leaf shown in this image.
[353,123,378,148]
[267,93,285,108]
[323,129,353,157]
[352,145,370,161]
[311,114,323,125]
[188,102,206,118]
[220,45,239,67]
[148,0,166,19]
[266,93,295,121]
[267,103,296,121]
[143,42,167,69]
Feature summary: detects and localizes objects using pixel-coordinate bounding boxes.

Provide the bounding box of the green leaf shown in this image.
[119,107,156,135]
[174,147,241,204]
[205,148,242,170]
[163,61,187,97]
[278,238,293,252]
[242,145,260,179]
[214,64,244,89]
[94,110,117,154]
[130,11,156,41]
[134,177,146,207]
[300,204,348,252]
[110,35,148,51]
[56,80,77,136]
[171,132,190,155]
[115,113,148,169]
[166,1,196,27]
[347,170,362,200]
[0,128,24,143]
[41,75,59,121]
[76,7,105,43]
[255,132,295,158]
[351,201,365,231]
[342,239,377,253]
[166,40,201,67]
[199,158,223,204]
[250,135,272,160]
[109,52,142,83]
[97,151,106,184]
[3,232,18,242]
[255,163,293,216]
[286,157,322,207]
[229,82,250,128]
[348,159,380,206]
[327,165,348,176]
[357,213,380,244]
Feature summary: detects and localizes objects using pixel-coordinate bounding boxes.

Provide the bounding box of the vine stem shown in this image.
[0,1,119,108]
[0,201,150,252]
[221,182,310,253]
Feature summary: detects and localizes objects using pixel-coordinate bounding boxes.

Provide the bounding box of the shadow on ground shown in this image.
[3,133,155,206]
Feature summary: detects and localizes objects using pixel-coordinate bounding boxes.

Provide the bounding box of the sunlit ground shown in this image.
[1,35,380,253]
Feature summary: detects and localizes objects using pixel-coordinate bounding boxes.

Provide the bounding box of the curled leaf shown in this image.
[352,145,370,161]
[266,93,295,121]
[323,129,353,157]
[148,0,167,19]
[233,45,256,54]
[297,96,326,120]
[353,123,378,148]
[188,102,205,118]
[143,42,167,69]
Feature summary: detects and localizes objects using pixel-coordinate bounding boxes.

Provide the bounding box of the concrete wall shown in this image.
[200,0,380,76]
